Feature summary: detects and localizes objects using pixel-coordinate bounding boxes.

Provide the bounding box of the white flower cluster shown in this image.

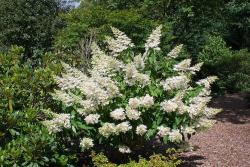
[51,90,75,106]
[118,145,131,154]
[160,99,178,113]
[167,44,183,58]
[84,114,100,124]
[196,118,216,129]
[196,76,218,89]
[43,113,71,133]
[98,122,132,137]
[157,126,170,137]
[186,91,213,117]
[204,107,222,118]
[136,124,147,136]
[181,126,196,135]
[168,130,183,142]
[106,27,134,56]
[45,25,221,154]
[80,137,94,150]
[128,97,141,109]
[160,75,190,91]
[173,59,203,74]
[133,54,145,70]
[141,94,154,108]
[157,126,182,142]
[124,63,150,86]
[54,50,121,115]
[128,94,154,109]
[98,123,116,138]
[161,92,186,113]
[145,25,162,51]
[116,121,132,134]
[110,108,126,120]
[91,43,124,76]
[125,107,141,120]
[173,59,192,72]
[55,62,88,90]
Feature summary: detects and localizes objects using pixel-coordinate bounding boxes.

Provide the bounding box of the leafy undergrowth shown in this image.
[92,149,181,167]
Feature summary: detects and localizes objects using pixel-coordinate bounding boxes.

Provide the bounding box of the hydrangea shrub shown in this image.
[43,26,221,154]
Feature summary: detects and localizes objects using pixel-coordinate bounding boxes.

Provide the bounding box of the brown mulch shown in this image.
[179,93,250,167]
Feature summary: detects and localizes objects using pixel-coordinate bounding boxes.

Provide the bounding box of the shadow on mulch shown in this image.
[178,155,206,167]
[211,93,250,124]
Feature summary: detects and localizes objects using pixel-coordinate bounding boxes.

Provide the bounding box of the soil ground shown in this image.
[179,93,250,167]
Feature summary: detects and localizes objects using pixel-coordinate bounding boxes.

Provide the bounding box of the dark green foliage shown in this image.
[0,47,76,166]
[54,5,173,67]
[81,0,225,55]
[222,0,250,49]
[0,46,61,111]
[0,109,72,167]
[198,36,250,92]
[0,107,76,167]
[0,0,59,57]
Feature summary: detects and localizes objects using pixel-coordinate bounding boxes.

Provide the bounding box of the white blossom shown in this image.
[93,76,120,97]
[91,42,124,76]
[133,73,150,86]
[133,54,145,69]
[128,94,154,109]
[51,90,75,106]
[160,100,178,113]
[56,62,88,90]
[168,130,182,142]
[198,88,212,96]
[161,93,186,113]
[204,107,222,117]
[84,114,100,125]
[106,27,134,56]
[187,104,203,117]
[128,97,141,109]
[189,62,203,73]
[196,76,218,89]
[43,113,71,133]
[118,145,131,154]
[55,62,121,109]
[136,124,147,136]
[77,76,120,106]
[116,121,132,134]
[98,123,116,138]
[157,126,170,137]
[160,75,190,91]
[110,108,126,120]
[174,59,203,74]
[167,44,183,58]
[78,99,97,114]
[80,137,94,150]
[125,107,141,120]
[181,126,196,135]
[190,96,212,105]
[196,118,216,129]
[187,95,213,117]
[173,59,191,72]
[125,63,137,79]
[145,25,162,51]
[124,63,150,86]
[140,94,154,108]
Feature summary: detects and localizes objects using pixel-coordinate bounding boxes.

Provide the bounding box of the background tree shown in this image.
[0,0,60,58]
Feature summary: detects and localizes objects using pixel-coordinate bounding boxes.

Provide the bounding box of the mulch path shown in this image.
[179,93,250,167]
